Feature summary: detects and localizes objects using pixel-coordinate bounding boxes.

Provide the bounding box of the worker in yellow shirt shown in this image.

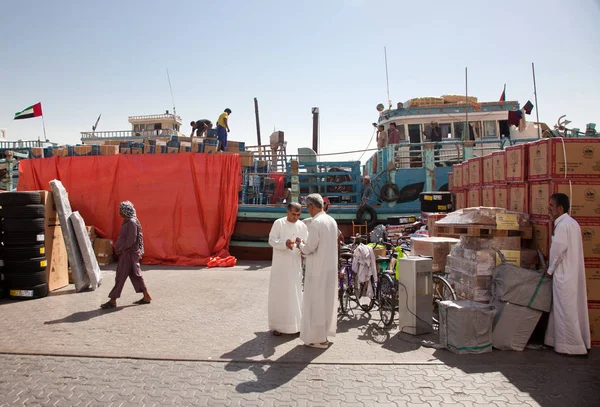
[216,108,232,151]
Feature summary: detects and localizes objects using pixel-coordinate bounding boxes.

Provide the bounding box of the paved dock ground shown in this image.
[0,262,598,406]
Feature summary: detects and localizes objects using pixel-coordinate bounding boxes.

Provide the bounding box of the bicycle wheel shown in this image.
[378,273,396,327]
[338,269,350,314]
[432,274,457,324]
[353,274,375,312]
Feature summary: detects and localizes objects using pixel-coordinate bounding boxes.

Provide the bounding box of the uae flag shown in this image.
[14,103,43,120]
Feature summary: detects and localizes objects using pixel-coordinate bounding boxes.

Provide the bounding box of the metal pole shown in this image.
[312,107,319,154]
[41,115,48,142]
[254,97,262,146]
[464,67,468,142]
[532,62,541,139]
[384,46,391,109]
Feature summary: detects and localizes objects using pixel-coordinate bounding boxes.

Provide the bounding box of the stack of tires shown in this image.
[0,192,48,300]
[419,191,453,213]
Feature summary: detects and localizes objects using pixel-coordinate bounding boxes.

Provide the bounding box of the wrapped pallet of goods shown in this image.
[435,207,532,303]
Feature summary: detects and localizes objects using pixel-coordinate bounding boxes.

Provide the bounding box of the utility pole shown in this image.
[312,107,319,154]
[254,97,262,146]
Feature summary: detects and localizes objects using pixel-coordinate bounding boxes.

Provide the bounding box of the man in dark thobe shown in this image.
[101,201,152,309]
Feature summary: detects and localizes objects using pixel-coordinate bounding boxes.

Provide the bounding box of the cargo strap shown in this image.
[527,274,546,308]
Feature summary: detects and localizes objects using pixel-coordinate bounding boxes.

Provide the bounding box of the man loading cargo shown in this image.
[544,193,590,355]
[216,108,232,151]
[190,119,212,138]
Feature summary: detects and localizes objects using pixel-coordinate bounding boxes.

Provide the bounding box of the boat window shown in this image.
[408,124,421,143]
[397,125,407,141]
[470,122,482,140]
[453,122,476,141]
[483,120,497,138]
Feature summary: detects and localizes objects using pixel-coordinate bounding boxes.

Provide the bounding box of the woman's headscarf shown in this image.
[119,201,136,218]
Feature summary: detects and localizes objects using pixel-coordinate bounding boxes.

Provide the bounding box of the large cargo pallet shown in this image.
[435,224,532,239]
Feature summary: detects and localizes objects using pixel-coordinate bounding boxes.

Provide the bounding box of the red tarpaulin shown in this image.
[18,153,241,266]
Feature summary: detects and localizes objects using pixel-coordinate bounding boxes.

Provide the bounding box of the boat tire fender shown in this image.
[380,183,401,202]
[356,205,377,228]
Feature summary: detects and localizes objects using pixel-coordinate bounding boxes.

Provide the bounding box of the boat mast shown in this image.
[384,46,391,109]
[166,68,177,131]
[464,67,468,141]
[532,62,541,139]
[254,97,262,146]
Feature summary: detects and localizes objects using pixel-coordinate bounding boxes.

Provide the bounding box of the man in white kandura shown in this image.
[268,202,308,336]
[297,193,339,349]
[544,193,591,355]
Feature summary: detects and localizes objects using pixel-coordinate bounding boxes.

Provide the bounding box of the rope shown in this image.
[358,128,378,162]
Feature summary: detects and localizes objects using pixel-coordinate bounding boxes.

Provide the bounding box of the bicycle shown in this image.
[338,234,367,314]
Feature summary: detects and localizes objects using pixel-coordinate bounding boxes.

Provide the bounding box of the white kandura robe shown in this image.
[544,213,591,354]
[268,217,308,334]
[299,211,339,344]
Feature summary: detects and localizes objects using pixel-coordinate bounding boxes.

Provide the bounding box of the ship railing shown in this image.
[0,140,45,149]
[128,114,181,122]
[80,130,180,140]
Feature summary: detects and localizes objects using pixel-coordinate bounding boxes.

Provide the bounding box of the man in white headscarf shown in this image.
[268,202,308,336]
[544,193,590,355]
[297,193,339,349]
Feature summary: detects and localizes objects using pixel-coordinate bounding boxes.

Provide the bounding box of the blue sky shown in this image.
[1,0,599,162]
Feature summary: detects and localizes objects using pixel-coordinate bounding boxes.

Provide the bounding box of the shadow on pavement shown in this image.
[433,346,600,406]
[226,345,326,393]
[44,305,136,324]
[220,331,297,360]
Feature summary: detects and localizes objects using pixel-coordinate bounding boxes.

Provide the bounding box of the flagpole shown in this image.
[532,62,541,139]
[41,116,48,142]
[464,67,468,142]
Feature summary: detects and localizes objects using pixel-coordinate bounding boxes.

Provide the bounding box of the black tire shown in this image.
[356,205,377,229]
[1,204,46,219]
[2,231,45,247]
[354,275,375,312]
[380,183,402,202]
[432,274,457,325]
[1,245,46,260]
[0,192,41,206]
[4,271,46,287]
[7,283,48,300]
[378,273,396,327]
[2,218,45,233]
[3,257,47,273]
[338,267,350,314]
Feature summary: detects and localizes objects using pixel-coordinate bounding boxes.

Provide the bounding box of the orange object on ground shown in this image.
[207,256,237,268]
[18,153,240,266]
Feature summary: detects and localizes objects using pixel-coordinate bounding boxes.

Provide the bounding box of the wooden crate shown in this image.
[435,224,532,239]
[39,191,69,291]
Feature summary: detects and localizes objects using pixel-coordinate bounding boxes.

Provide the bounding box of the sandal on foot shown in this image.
[100,301,116,309]
[306,342,329,349]
[133,299,151,305]
[273,331,282,336]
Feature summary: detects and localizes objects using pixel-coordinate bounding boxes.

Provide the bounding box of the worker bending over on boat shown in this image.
[217,108,232,151]
[268,202,307,336]
[190,119,212,138]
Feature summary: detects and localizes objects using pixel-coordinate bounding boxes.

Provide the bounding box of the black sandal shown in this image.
[273,331,282,336]
[133,299,151,305]
[100,301,116,309]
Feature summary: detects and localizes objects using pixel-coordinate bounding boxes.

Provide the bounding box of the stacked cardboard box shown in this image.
[93,238,114,266]
[527,137,600,346]
[411,237,459,272]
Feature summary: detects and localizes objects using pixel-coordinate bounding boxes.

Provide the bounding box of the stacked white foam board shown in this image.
[70,211,102,290]
[438,300,496,354]
[492,300,543,351]
[50,180,90,292]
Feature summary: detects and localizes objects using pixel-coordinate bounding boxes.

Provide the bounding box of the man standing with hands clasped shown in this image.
[296,193,339,349]
[544,193,591,355]
[268,202,308,336]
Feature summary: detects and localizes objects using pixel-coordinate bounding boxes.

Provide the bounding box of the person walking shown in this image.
[297,193,339,349]
[544,193,591,355]
[268,202,308,336]
[217,108,231,151]
[101,201,152,309]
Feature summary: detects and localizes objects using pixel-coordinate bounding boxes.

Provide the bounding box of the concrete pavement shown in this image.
[0,262,598,406]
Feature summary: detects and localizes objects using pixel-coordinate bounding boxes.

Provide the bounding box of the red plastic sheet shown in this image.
[18,153,241,266]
